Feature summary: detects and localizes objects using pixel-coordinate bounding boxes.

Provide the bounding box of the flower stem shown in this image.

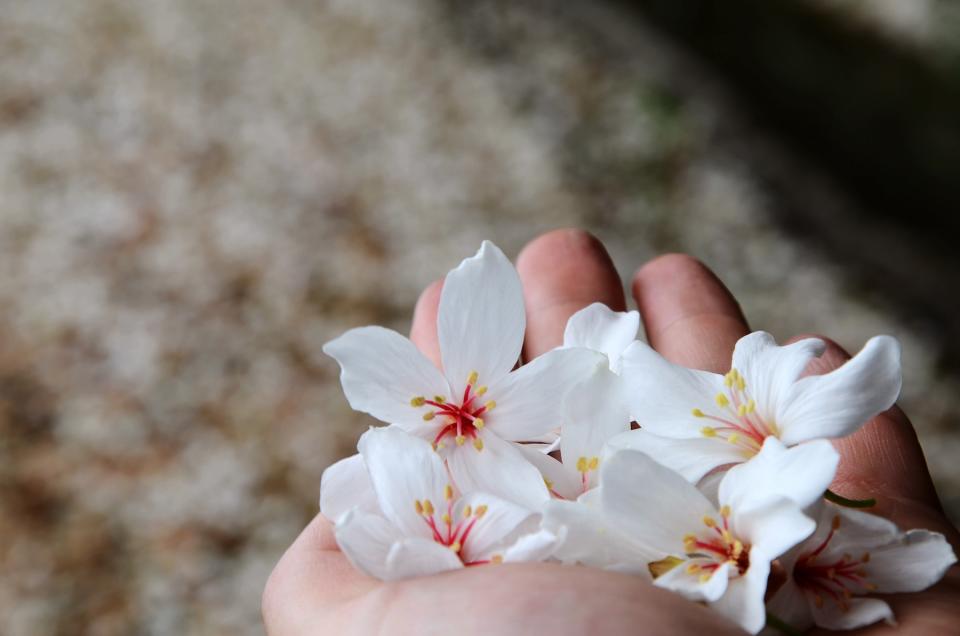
[824,488,876,508]
[765,612,803,636]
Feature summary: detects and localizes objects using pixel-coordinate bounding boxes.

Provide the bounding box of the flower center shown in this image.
[692,368,780,455]
[682,505,751,581]
[411,371,496,452]
[793,515,875,611]
[576,456,600,493]
[413,484,502,566]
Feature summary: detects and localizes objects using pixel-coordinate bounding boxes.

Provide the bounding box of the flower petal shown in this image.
[560,366,631,490]
[719,437,839,513]
[438,241,525,395]
[385,537,463,580]
[334,509,403,580]
[562,303,640,372]
[453,492,538,561]
[514,443,581,501]
[811,597,893,631]
[358,426,450,537]
[320,453,378,521]
[445,431,550,510]
[765,579,815,634]
[323,326,450,431]
[620,341,726,437]
[502,526,562,563]
[733,497,816,562]
[606,429,747,484]
[487,347,606,441]
[866,529,957,593]
[709,554,770,634]
[777,336,901,444]
[655,560,731,603]
[600,449,716,556]
[543,499,657,570]
[731,332,825,425]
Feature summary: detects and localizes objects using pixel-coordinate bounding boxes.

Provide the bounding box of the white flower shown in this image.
[332,427,560,581]
[545,438,839,634]
[614,331,901,483]
[563,302,640,374]
[323,241,601,508]
[767,502,957,631]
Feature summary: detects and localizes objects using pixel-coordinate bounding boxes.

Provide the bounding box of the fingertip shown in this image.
[410,279,443,368]
[516,229,626,359]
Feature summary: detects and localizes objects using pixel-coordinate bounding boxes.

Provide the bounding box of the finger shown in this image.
[262,514,379,634]
[632,254,749,373]
[789,335,957,540]
[409,279,443,368]
[516,229,626,360]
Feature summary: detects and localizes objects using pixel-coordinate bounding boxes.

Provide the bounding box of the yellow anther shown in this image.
[861,552,871,563]
[865,583,878,591]
[415,500,423,514]
[832,516,841,531]
[442,513,452,525]
[463,505,472,518]
[491,555,503,564]
[468,371,479,386]
[715,393,729,408]
[411,396,426,407]
[699,573,712,583]
[434,395,446,404]
[648,555,684,579]
[826,568,836,580]
[576,457,588,473]
[544,478,554,489]
[842,589,852,600]
[450,541,462,552]
[692,408,705,418]
[473,437,484,451]
[702,516,717,528]
[423,411,435,421]
[724,373,734,388]
[476,385,488,396]
[746,399,756,413]
[473,417,485,429]
[436,442,445,450]
[588,457,600,470]
[721,529,733,544]
[445,484,454,501]
[737,404,747,417]
[719,505,731,518]
[727,433,740,445]
[455,435,466,446]
[423,500,435,515]
[683,533,698,546]
[475,505,488,517]
[814,594,824,608]
[484,400,497,411]
[700,426,717,438]
[686,562,701,574]
[732,540,743,559]
[737,376,746,391]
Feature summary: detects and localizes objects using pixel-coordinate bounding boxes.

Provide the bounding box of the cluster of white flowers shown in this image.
[320,242,956,634]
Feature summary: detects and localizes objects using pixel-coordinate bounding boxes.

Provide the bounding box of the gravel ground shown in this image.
[1,1,957,634]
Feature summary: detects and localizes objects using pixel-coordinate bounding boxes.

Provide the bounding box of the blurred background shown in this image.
[1,1,959,633]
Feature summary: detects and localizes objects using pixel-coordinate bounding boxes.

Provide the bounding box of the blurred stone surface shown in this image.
[0,1,957,634]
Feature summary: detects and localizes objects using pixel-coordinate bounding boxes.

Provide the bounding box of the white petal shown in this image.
[542,499,657,570]
[561,366,631,490]
[502,527,563,563]
[656,560,731,603]
[606,429,746,484]
[562,303,640,372]
[515,442,582,501]
[445,431,549,510]
[765,579,815,634]
[486,347,605,441]
[620,341,726,437]
[696,470,725,508]
[453,492,537,561]
[600,449,715,556]
[777,336,901,444]
[731,332,825,425]
[319,454,378,521]
[819,504,899,555]
[719,437,839,512]
[334,509,403,581]
[709,555,770,634]
[385,537,463,580]
[866,529,957,593]
[323,326,450,431]
[733,498,816,562]
[438,241,525,396]
[811,597,894,631]
[358,426,450,537]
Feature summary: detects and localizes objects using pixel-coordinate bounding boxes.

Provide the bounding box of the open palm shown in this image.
[263,230,960,635]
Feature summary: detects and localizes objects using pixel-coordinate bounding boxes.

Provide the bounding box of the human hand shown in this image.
[263,229,960,635]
